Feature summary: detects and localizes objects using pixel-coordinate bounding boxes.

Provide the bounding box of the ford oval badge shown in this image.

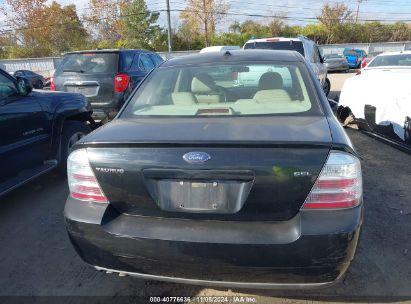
[183,152,211,164]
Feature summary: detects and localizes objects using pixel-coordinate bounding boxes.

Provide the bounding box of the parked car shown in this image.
[65,50,363,289]
[13,70,45,89]
[243,36,331,96]
[338,51,411,145]
[0,68,93,196]
[52,49,164,122]
[361,51,383,69]
[200,46,241,53]
[343,48,367,69]
[325,53,349,72]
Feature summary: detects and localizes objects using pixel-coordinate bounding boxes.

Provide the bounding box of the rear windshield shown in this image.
[244,41,305,56]
[343,50,361,57]
[57,52,118,74]
[367,54,411,67]
[121,62,321,118]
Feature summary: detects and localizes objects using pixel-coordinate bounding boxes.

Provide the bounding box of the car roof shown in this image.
[244,37,308,44]
[374,50,411,57]
[160,50,305,67]
[64,49,152,55]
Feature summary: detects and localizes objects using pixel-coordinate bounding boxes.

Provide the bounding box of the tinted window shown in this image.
[122,62,320,118]
[313,46,321,63]
[150,53,164,66]
[368,54,411,67]
[120,52,135,71]
[244,41,305,56]
[139,54,155,71]
[57,52,119,74]
[14,71,24,77]
[0,73,17,99]
[343,50,361,57]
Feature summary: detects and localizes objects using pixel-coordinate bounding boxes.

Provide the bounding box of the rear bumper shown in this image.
[87,92,126,121]
[64,197,363,288]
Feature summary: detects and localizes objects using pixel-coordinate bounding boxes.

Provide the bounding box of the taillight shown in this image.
[302,151,362,210]
[50,77,55,91]
[67,149,108,203]
[356,70,361,76]
[231,71,238,80]
[114,73,130,93]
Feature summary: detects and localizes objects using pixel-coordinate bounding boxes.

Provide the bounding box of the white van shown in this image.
[200,46,241,53]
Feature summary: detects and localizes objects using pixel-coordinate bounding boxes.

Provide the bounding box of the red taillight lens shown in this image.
[50,77,55,91]
[67,149,108,203]
[114,73,130,93]
[302,151,362,210]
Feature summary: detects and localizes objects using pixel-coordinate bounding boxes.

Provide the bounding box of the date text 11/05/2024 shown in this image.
[149,296,257,303]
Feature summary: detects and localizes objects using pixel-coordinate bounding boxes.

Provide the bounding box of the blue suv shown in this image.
[343,48,367,69]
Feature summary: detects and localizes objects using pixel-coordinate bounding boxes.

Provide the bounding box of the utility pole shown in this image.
[166,0,172,52]
[355,0,364,23]
[203,0,208,46]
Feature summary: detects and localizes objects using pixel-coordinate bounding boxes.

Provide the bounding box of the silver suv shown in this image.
[244,36,330,96]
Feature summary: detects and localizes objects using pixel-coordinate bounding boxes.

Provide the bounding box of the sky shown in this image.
[2,0,411,31]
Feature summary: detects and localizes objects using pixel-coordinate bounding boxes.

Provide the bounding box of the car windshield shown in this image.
[367,54,411,67]
[121,62,321,118]
[58,52,118,74]
[244,41,305,56]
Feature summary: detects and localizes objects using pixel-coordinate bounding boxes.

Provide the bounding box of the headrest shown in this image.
[258,72,283,90]
[191,74,217,94]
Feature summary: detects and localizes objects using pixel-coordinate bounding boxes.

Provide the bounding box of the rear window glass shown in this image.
[368,54,411,67]
[57,52,118,74]
[343,50,361,57]
[121,62,321,118]
[244,41,305,56]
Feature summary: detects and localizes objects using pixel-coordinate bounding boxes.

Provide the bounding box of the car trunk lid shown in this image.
[83,116,332,221]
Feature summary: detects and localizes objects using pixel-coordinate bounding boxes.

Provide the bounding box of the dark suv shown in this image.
[52,49,164,122]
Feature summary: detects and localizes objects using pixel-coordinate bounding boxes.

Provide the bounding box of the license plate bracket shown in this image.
[153,179,253,214]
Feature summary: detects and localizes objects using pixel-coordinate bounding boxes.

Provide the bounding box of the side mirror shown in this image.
[16,77,33,96]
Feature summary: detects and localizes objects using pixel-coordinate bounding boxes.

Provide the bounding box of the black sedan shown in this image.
[13,70,45,89]
[325,53,350,72]
[64,50,363,289]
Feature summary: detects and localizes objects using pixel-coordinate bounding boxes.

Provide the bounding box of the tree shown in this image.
[181,0,230,46]
[317,3,353,44]
[267,15,286,37]
[85,0,130,45]
[1,0,88,57]
[121,0,160,49]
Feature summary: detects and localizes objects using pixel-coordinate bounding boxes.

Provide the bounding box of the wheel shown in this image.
[323,78,331,96]
[58,121,90,174]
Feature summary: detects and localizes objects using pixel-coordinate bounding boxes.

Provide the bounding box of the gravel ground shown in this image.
[0,129,410,304]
